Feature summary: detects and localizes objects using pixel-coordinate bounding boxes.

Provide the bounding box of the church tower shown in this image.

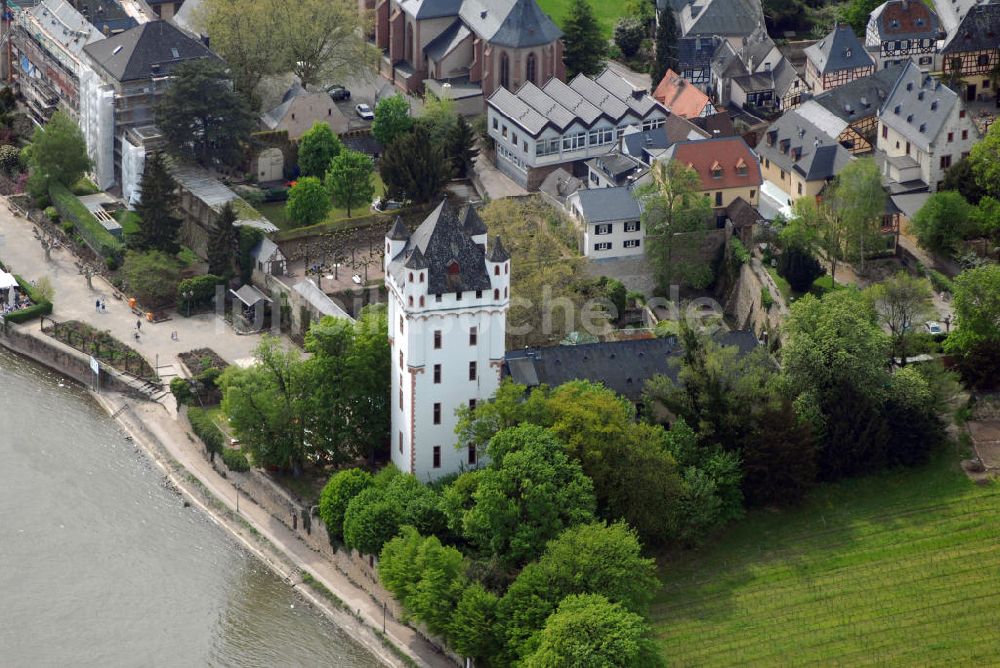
[384,202,510,480]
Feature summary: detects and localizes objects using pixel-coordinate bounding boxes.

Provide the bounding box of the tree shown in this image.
[815,380,890,480]
[122,250,181,308]
[342,467,446,555]
[865,272,933,365]
[133,152,182,254]
[448,114,479,178]
[525,594,660,668]
[826,157,885,274]
[297,122,343,178]
[499,521,658,661]
[418,93,458,147]
[155,59,254,168]
[638,160,714,290]
[791,195,846,283]
[841,0,882,34]
[449,583,503,665]
[196,0,285,107]
[461,425,596,568]
[651,9,679,86]
[742,400,817,507]
[318,468,373,540]
[614,17,645,58]
[911,190,974,256]
[944,264,1000,389]
[625,0,656,26]
[561,0,605,77]
[276,0,375,88]
[941,157,986,205]
[884,367,943,467]
[371,94,413,146]
[380,125,451,203]
[24,110,90,198]
[324,149,375,217]
[219,337,311,473]
[285,176,331,227]
[970,120,1000,196]
[0,144,21,175]
[778,244,825,292]
[207,201,237,278]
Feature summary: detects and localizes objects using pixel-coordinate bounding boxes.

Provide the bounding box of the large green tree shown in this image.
[380,125,451,203]
[561,0,605,77]
[318,468,373,540]
[122,250,182,309]
[500,521,658,662]
[207,201,237,278]
[638,160,714,289]
[865,272,933,365]
[449,114,479,178]
[371,94,413,146]
[25,110,90,198]
[741,400,817,507]
[297,122,343,178]
[133,152,182,254]
[277,0,375,87]
[841,0,882,34]
[342,467,446,555]
[285,176,331,227]
[944,264,1000,390]
[790,195,847,283]
[826,157,886,274]
[155,59,254,168]
[911,190,974,256]
[525,594,661,668]
[461,424,596,569]
[324,149,375,217]
[970,120,1000,196]
[449,584,502,666]
[651,9,680,85]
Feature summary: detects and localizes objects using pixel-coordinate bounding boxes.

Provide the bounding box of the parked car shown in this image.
[924,321,943,335]
[372,197,405,212]
[355,103,374,120]
[327,85,350,101]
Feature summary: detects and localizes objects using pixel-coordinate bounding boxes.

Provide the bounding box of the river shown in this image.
[0,349,382,667]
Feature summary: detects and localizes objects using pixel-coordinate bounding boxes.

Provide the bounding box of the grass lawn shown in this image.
[652,453,1000,665]
[258,174,385,230]
[536,0,627,38]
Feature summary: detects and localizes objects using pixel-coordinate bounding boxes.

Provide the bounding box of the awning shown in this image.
[230,285,272,307]
[0,272,18,290]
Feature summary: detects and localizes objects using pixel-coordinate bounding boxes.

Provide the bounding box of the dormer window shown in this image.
[894,104,901,115]
[447,261,460,275]
[711,161,723,179]
[735,157,747,176]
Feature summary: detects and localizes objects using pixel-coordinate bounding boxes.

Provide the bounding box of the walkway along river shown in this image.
[0,348,382,667]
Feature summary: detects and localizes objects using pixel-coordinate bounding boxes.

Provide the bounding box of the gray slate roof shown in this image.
[460,0,562,48]
[399,0,463,20]
[805,24,874,74]
[425,18,472,61]
[84,19,217,82]
[504,330,760,402]
[878,61,962,151]
[28,0,104,59]
[573,186,642,223]
[811,63,904,122]
[757,109,853,181]
[680,0,764,37]
[387,200,493,293]
[941,2,1000,53]
[293,279,354,321]
[678,36,718,74]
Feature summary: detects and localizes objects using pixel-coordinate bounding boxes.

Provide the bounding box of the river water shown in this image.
[0,349,381,667]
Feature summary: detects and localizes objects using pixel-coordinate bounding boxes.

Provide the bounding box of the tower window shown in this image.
[470,327,478,345]
[408,296,413,306]
[469,399,477,409]
[433,364,441,383]
[399,351,403,368]
[432,446,441,469]
[433,403,441,424]
[494,265,500,275]
[476,290,482,299]
[469,361,477,381]
[468,444,477,465]
[494,289,499,299]
[434,330,442,349]
[398,431,403,453]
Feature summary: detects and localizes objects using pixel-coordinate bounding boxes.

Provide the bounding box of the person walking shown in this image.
[95,299,100,313]
[136,319,142,331]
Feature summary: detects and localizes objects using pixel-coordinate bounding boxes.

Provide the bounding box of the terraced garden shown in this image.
[652,454,1000,665]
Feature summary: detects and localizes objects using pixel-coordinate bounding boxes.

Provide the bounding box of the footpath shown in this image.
[0,201,453,668]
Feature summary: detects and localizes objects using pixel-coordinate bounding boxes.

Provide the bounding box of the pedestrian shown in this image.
[292,509,298,531]
[136,319,141,331]
[133,331,140,342]
[95,299,100,312]
[101,300,106,313]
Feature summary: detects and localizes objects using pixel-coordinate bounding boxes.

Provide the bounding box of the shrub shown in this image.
[730,237,751,265]
[926,269,953,294]
[188,406,224,455]
[778,245,824,292]
[3,275,53,323]
[170,377,193,406]
[761,286,774,309]
[43,206,59,221]
[222,448,250,472]
[49,183,123,262]
[614,17,645,57]
[319,468,374,540]
[177,274,223,308]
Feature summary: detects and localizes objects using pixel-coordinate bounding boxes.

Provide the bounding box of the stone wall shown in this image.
[725,259,786,341]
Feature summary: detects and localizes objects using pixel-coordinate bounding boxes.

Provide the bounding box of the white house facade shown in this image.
[384,202,510,480]
[568,186,645,259]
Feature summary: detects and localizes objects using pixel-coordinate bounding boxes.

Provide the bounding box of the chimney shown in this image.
[902,0,909,9]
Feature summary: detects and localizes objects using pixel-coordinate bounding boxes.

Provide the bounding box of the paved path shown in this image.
[0,199,453,667]
[473,153,527,199]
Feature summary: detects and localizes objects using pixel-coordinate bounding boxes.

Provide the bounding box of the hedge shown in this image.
[3,274,52,323]
[188,406,224,455]
[49,182,123,263]
[177,274,223,307]
[222,448,250,472]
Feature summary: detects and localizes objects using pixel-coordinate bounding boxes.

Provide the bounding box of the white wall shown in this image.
[120,135,145,207]
[79,66,115,190]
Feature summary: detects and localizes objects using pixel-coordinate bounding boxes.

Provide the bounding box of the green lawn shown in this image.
[536,0,628,38]
[258,175,385,230]
[652,453,1000,665]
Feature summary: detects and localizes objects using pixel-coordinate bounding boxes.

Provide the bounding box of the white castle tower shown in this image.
[384,201,510,480]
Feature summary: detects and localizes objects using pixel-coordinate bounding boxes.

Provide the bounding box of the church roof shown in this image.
[460,0,562,48]
[486,236,510,262]
[387,216,410,240]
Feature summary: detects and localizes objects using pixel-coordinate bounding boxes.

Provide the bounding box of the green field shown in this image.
[652,453,1000,665]
[536,0,627,38]
[258,174,384,230]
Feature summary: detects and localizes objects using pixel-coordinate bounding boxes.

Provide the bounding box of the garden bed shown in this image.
[178,348,228,376]
[43,319,156,379]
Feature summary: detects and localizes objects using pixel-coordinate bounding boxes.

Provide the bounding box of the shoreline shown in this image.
[86,392,406,668]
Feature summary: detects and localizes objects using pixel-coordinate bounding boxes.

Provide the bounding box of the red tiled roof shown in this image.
[667,136,762,191]
[878,0,937,36]
[653,69,714,119]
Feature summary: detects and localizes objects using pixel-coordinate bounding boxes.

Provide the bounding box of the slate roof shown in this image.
[459,0,562,48]
[868,0,940,41]
[796,100,850,138]
[653,69,714,118]
[387,217,410,240]
[811,63,904,123]
[678,36,718,74]
[660,136,763,191]
[461,206,488,236]
[27,0,104,58]
[726,197,764,228]
[941,2,1000,53]
[486,236,510,262]
[756,109,853,181]
[541,78,602,125]
[878,61,964,151]
[515,81,576,129]
[387,200,493,293]
[84,20,217,83]
[772,57,806,98]
[292,279,354,321]
[805,24,874,74]
[690,112,736,136]
[399,0,463,20]
[680,0,764,37]
[589,152,643,179]
[425,18,472,62]
[572,186,643,223]
[503,330,760,401]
